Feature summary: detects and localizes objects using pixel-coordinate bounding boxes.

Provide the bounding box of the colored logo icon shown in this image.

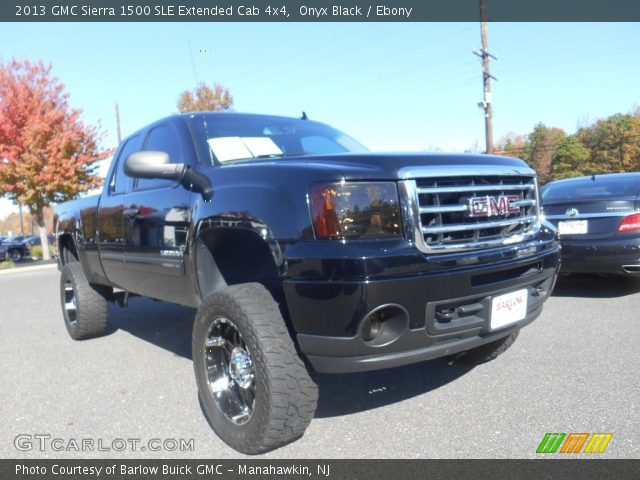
[537,433,613,454]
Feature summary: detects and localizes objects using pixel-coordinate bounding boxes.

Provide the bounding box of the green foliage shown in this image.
[496,108,640,183]
[0,259,16,269]
[28,244,57,259]
[552,135,591,179]
[577,113,636,173]
[528,124,566,184]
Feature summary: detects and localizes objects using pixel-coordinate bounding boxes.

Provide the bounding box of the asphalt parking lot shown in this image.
[1,267,639,459]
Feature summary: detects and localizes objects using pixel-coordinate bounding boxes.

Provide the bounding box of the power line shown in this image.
[288,58,477,100]
[268,27,475,98]
[233,26,407,90]
[264,28,478,100]
[498,42,640,77]
[223,29,361,83]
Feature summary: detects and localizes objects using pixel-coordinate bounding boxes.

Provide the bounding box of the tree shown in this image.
[0,207,53,239]
[177,82,233,113]
[495,132,530,162]
[578,113,639,173]
[627,112,640,171]
[494,107,640,183]
[0,59,110,260]
[528,124,566,185]
[552,135,591,179]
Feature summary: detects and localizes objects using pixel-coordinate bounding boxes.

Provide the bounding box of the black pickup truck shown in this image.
[55,112,560,453]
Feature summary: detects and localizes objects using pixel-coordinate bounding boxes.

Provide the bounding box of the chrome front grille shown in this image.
[399,166,540,253]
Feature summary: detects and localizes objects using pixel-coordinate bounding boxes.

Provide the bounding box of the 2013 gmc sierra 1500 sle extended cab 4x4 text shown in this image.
[55,112,560,453]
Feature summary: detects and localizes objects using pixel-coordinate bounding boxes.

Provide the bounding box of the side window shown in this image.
[300,135,346,155]
[135,123,184,191]
[109,135,140,195]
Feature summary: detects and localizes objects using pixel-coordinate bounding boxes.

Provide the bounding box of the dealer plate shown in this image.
[558,220,588,235]
[490,289,528,330]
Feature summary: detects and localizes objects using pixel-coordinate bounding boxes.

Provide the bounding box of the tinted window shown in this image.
[136,123,184,190]
[110,135,140,194]
[300,135,349,155]
[542,175,640,202]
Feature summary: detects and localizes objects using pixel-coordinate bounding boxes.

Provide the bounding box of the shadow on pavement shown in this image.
[13,258,57,268]
[108,297,196,359]
[552,274,640,299]
[314,360,473,418]
[108,296,475,419]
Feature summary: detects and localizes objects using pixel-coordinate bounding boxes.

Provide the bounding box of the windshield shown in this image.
[541,175,640,202]
[191,114,368,165]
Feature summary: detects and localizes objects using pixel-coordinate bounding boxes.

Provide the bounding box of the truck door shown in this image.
[97,134,141,289]
[120,120,194,305]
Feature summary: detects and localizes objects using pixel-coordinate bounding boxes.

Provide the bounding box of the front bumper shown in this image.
[284,243,560,374]
[559,236,640,275]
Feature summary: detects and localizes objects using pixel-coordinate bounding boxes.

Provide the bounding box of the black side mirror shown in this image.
[124,151,186,180]
[124,151,213,201]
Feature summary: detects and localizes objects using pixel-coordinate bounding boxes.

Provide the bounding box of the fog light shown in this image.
[361,313,382,342]
[359,304,409,346]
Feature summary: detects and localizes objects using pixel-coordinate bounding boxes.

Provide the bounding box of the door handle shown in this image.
[123,207,139,218]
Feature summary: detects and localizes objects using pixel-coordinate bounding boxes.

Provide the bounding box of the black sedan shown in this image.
[541,172,640,276]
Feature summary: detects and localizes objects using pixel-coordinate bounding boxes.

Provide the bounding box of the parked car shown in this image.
[7,235,27,243]
[20,234,55,248]
[55,112,560,453]
[0,238,30,262]
[541,172,640,276]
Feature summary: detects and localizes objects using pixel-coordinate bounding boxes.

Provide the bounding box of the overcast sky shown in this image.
[1,21,639,218]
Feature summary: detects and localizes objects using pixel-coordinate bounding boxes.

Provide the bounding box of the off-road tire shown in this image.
[452,330,520,365]
[193,283,318,454]
[60,263,108,340]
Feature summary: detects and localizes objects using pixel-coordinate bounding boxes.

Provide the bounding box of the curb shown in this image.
[0,262,58,276]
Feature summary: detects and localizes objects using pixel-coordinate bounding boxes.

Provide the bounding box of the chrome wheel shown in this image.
[204,317,256,425]
[63,278,77,326]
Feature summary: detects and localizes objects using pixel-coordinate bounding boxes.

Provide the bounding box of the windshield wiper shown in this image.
[255,152,311,159]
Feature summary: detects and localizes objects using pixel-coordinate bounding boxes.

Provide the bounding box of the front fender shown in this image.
[191,179,314,302]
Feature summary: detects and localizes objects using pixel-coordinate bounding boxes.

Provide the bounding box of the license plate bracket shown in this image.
[490,289,528,330]
[558,219,588,235]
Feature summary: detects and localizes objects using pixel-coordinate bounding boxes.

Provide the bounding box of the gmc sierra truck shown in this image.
[55,112,560,453]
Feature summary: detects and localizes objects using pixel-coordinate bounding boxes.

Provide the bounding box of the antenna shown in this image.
[115,102,122,144]
[187,40,199,87]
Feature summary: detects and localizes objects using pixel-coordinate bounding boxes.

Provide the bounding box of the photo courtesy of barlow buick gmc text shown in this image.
[1,1,640,479]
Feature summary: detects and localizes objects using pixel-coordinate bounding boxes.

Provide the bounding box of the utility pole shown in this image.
[475,0,497,154]
[115,102,122,144]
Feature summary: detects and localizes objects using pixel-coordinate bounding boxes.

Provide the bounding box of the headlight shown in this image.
[309,182,402,240]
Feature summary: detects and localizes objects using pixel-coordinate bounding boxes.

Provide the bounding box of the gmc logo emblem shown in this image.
[468,195,520,217]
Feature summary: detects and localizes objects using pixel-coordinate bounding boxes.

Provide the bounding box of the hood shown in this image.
[236,152,532,180]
